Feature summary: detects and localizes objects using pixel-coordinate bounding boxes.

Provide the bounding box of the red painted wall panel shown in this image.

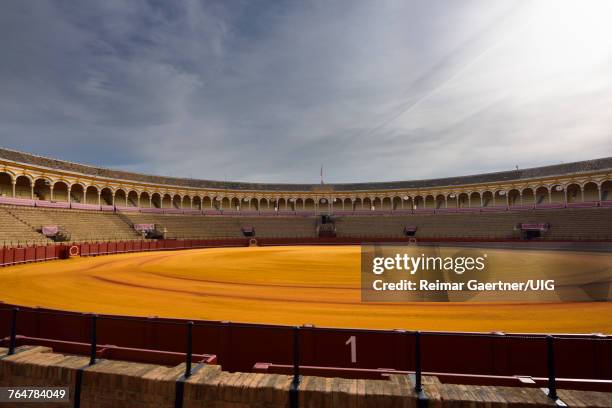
[25,246,36,262]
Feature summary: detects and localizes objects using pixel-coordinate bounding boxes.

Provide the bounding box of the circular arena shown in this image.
[1,148,612,397]
[1,245,611,333]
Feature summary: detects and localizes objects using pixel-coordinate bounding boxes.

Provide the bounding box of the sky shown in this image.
[1,0,611,184]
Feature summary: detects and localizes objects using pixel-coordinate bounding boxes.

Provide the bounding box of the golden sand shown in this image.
[0,245,610,333]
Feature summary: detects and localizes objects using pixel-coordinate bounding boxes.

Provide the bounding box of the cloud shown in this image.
[0,0,611,183]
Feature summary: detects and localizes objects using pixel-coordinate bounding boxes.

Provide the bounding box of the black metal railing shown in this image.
[3,306,611,405]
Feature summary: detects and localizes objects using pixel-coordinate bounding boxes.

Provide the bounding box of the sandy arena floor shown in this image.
[0,245,610,333]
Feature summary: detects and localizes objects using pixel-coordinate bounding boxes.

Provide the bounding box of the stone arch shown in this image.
[151,193,162,208]
[171,194,181,209]
[0,172,13,197]
[457,192,469,208]
[303,198,315,211]
[33,178,52,201]
[566,183,581,203]
[84,186,99,205]
[140,191,151,208]
[249,197,259,211]
[521,188,535,205]
[221,197,231,210]
[550,185,564,203]
[424,195,435,209]
[507,189,521,207]
[260,198,270,211]
[332,197,343,211]
[493,190,507,206]
[114,189,127,206]
[70,183,85,203]
[230,197,240,211]
[481,191,493,207]
[391,196,401,210]
[582,182,599,202]
[535,186,549,205]
[52,180,69,202]
[363,197,373,210]
[601,180,612,201]
[100,187,114,206]
[201,196,212,209]
[14,175,32,199]
[413,195,424,209]
[403,196,413,209]
[161,194,171,208]
[446,193,458,208]
[381,197,392,210]
[469,191,481,207]
[434,194,445,209]
[353,197,362,210]
[182,195,191,209]
[127,190,139,207]
[192,196,202,210]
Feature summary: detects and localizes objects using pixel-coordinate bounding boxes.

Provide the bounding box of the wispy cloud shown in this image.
[0,0,611,183]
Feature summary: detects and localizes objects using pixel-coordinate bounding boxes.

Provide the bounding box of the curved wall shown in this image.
[1,147,611,212]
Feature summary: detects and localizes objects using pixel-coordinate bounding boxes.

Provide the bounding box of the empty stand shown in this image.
[3,206,141,243]
[1,205,611,247]
[124,213,318,239]
[0,207,52,246]
[334,208,612,241]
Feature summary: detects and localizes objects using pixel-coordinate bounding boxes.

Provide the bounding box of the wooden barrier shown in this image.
[0,306,610,388]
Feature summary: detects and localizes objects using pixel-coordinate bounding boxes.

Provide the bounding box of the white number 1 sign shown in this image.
[345,336,357,363]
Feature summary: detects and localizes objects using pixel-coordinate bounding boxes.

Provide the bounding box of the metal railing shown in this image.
[3,307,611,407]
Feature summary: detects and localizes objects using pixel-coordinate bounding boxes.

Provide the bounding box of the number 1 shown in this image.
[345,336,357,363]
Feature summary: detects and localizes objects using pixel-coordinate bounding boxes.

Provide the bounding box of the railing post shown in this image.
[289,326,301,408]
[89,314,97,366]
[546,335,557,400]
[8,308,18,355]
[185,321,194,378]
[414,331,422,393]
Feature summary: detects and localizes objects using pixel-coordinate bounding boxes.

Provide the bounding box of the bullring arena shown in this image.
[1,147,612,407]
[2,246,612,333]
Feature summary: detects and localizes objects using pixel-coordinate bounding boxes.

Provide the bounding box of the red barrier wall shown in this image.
[0,305,609,381]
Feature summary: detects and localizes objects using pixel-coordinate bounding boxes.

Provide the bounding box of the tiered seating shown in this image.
[0,207,52,246]
[7,206,141,243]
[2,204,611,245]
[334,208,612,240]
[125,214,318,239]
